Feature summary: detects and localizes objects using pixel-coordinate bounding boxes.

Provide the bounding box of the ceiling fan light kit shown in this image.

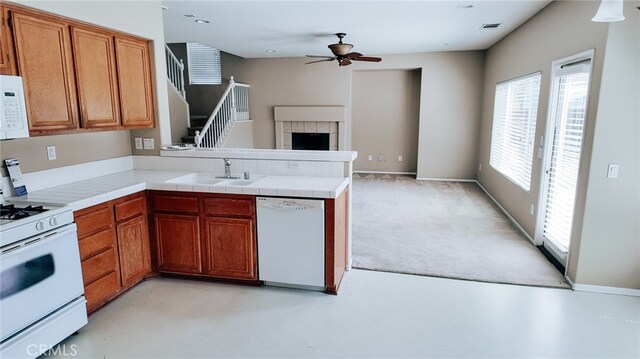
[592,0,625,22]
[306,33,382,67]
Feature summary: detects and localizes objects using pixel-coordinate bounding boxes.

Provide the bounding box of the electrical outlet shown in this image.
[143,138,155,150]
[398,155,403,162]
[530,204,535,216]
[134,137,143,150]
[537,147,544,159]
[368,155,373,161]
[288,161,301,170]
[607,164,619,178]
[46,146,56,161]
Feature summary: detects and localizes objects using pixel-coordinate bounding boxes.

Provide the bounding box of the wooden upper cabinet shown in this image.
[115,36,154,129]
[11,11,78,132]
[0,6,17,75]
[71,26,120,129]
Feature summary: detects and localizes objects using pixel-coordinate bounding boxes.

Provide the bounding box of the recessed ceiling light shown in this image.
[457,4,474,9]
[195,19,210,24]
[266,49,276,53]
[184,14,195,17]
[161,5,168,10]
[440,43,449,46]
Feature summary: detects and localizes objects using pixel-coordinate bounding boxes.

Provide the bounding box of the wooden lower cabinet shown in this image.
[154,213,202,274]
[74,191,151,313]
[150,191,258,282]
[117,215,151,287]
[203,217,257,280]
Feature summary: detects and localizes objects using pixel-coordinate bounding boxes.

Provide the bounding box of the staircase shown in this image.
[165,44,249,148]
[191,76,250,148]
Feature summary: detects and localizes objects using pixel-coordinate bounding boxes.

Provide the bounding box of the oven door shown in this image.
[0,223,84,340]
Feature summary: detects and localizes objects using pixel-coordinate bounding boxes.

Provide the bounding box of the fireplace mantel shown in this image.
[274,106,347,151]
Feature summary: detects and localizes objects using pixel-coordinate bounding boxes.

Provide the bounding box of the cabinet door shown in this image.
[11,11,78,132]
[117,215,151,287]
[114,36,154,128]
[203,217,257,280]
[71,26,120,129]
[0,7,17,75]
[154,214,201,274]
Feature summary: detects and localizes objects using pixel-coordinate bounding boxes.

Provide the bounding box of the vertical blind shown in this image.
[543,67,590,251]
[186,43,221,85]
[490,73,542,191]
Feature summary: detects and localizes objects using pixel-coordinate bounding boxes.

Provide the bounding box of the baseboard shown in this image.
[571,282,640,297]
[415,177,476,182]
[354,171,417,175]
[475,181,535,244]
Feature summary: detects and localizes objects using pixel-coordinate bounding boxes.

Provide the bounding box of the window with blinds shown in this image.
[542,62,591,251]
[186,43,221,85]
[489,73,542,191]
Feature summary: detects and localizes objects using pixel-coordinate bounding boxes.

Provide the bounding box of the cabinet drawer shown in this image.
[203,197,254,217]
[78,228,116,261]
[151,194,199,213]
[115,195,146,222]
[82,246,118,285]
[84,270,119,313]
[75,205,113,238]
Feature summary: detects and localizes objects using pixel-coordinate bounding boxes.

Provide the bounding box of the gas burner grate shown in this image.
[0,204,49,220]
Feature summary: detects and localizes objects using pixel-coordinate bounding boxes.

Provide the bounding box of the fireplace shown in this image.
[292,133,330,151]
[274,106,347,151]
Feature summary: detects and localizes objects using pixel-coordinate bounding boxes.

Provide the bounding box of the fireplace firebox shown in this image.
[292,132,330,151]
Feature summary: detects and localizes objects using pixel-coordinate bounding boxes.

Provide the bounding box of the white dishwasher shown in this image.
[256,197,325,290]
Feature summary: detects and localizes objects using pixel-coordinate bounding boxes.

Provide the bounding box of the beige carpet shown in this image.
[351,173,569,288]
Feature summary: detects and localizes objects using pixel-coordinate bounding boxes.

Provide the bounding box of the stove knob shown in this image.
[49,217,58,226]
[36,221,45,231]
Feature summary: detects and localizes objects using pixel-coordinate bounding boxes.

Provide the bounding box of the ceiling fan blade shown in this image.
[345,52,363,59]
[352,56,382,62]
[305,58,335,65]
[306,55,335,59]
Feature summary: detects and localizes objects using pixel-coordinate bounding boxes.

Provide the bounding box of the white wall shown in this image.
[477,0,640,289]
[241,51,485,180]
[569,0,640,289]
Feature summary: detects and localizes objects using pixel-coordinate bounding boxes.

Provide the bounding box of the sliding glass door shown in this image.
[537,51,593,266]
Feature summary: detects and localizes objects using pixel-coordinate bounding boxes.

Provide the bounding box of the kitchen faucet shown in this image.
[216,158,240,179]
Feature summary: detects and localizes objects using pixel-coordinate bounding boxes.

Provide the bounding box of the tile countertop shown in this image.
[6,170,350,212]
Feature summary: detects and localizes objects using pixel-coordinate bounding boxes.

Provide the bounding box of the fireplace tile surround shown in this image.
[274,106,346,151]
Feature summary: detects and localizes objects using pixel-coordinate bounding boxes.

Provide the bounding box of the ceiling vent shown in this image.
[480,23,501,30]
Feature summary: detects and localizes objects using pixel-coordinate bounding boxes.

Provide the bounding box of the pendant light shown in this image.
[592,0,625,22]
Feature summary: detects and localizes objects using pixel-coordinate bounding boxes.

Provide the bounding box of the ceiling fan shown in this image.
[306,33,382,67]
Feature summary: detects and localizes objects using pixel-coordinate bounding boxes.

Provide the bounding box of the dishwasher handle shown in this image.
[256,197,324,211]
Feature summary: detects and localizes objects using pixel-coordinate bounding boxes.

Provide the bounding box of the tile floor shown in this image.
[48,270,639,358]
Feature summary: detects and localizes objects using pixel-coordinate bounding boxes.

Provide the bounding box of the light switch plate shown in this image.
[537,147,544,159]
[143,138,155,150]
[398,155,403,162]
[46,146,56,161]
[288,161,301,170]
[134,137,143,150]
[607,164,619,178]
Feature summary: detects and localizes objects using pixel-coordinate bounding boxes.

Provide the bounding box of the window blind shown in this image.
[489,73,541,191]
[186,43,221,85]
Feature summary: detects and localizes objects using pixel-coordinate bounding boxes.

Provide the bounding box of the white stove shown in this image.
[0,199,87,358]
[0,202,74,247]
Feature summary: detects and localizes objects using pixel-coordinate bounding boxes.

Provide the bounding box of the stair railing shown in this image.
[165,44,186,99]
[195,76,250,148]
